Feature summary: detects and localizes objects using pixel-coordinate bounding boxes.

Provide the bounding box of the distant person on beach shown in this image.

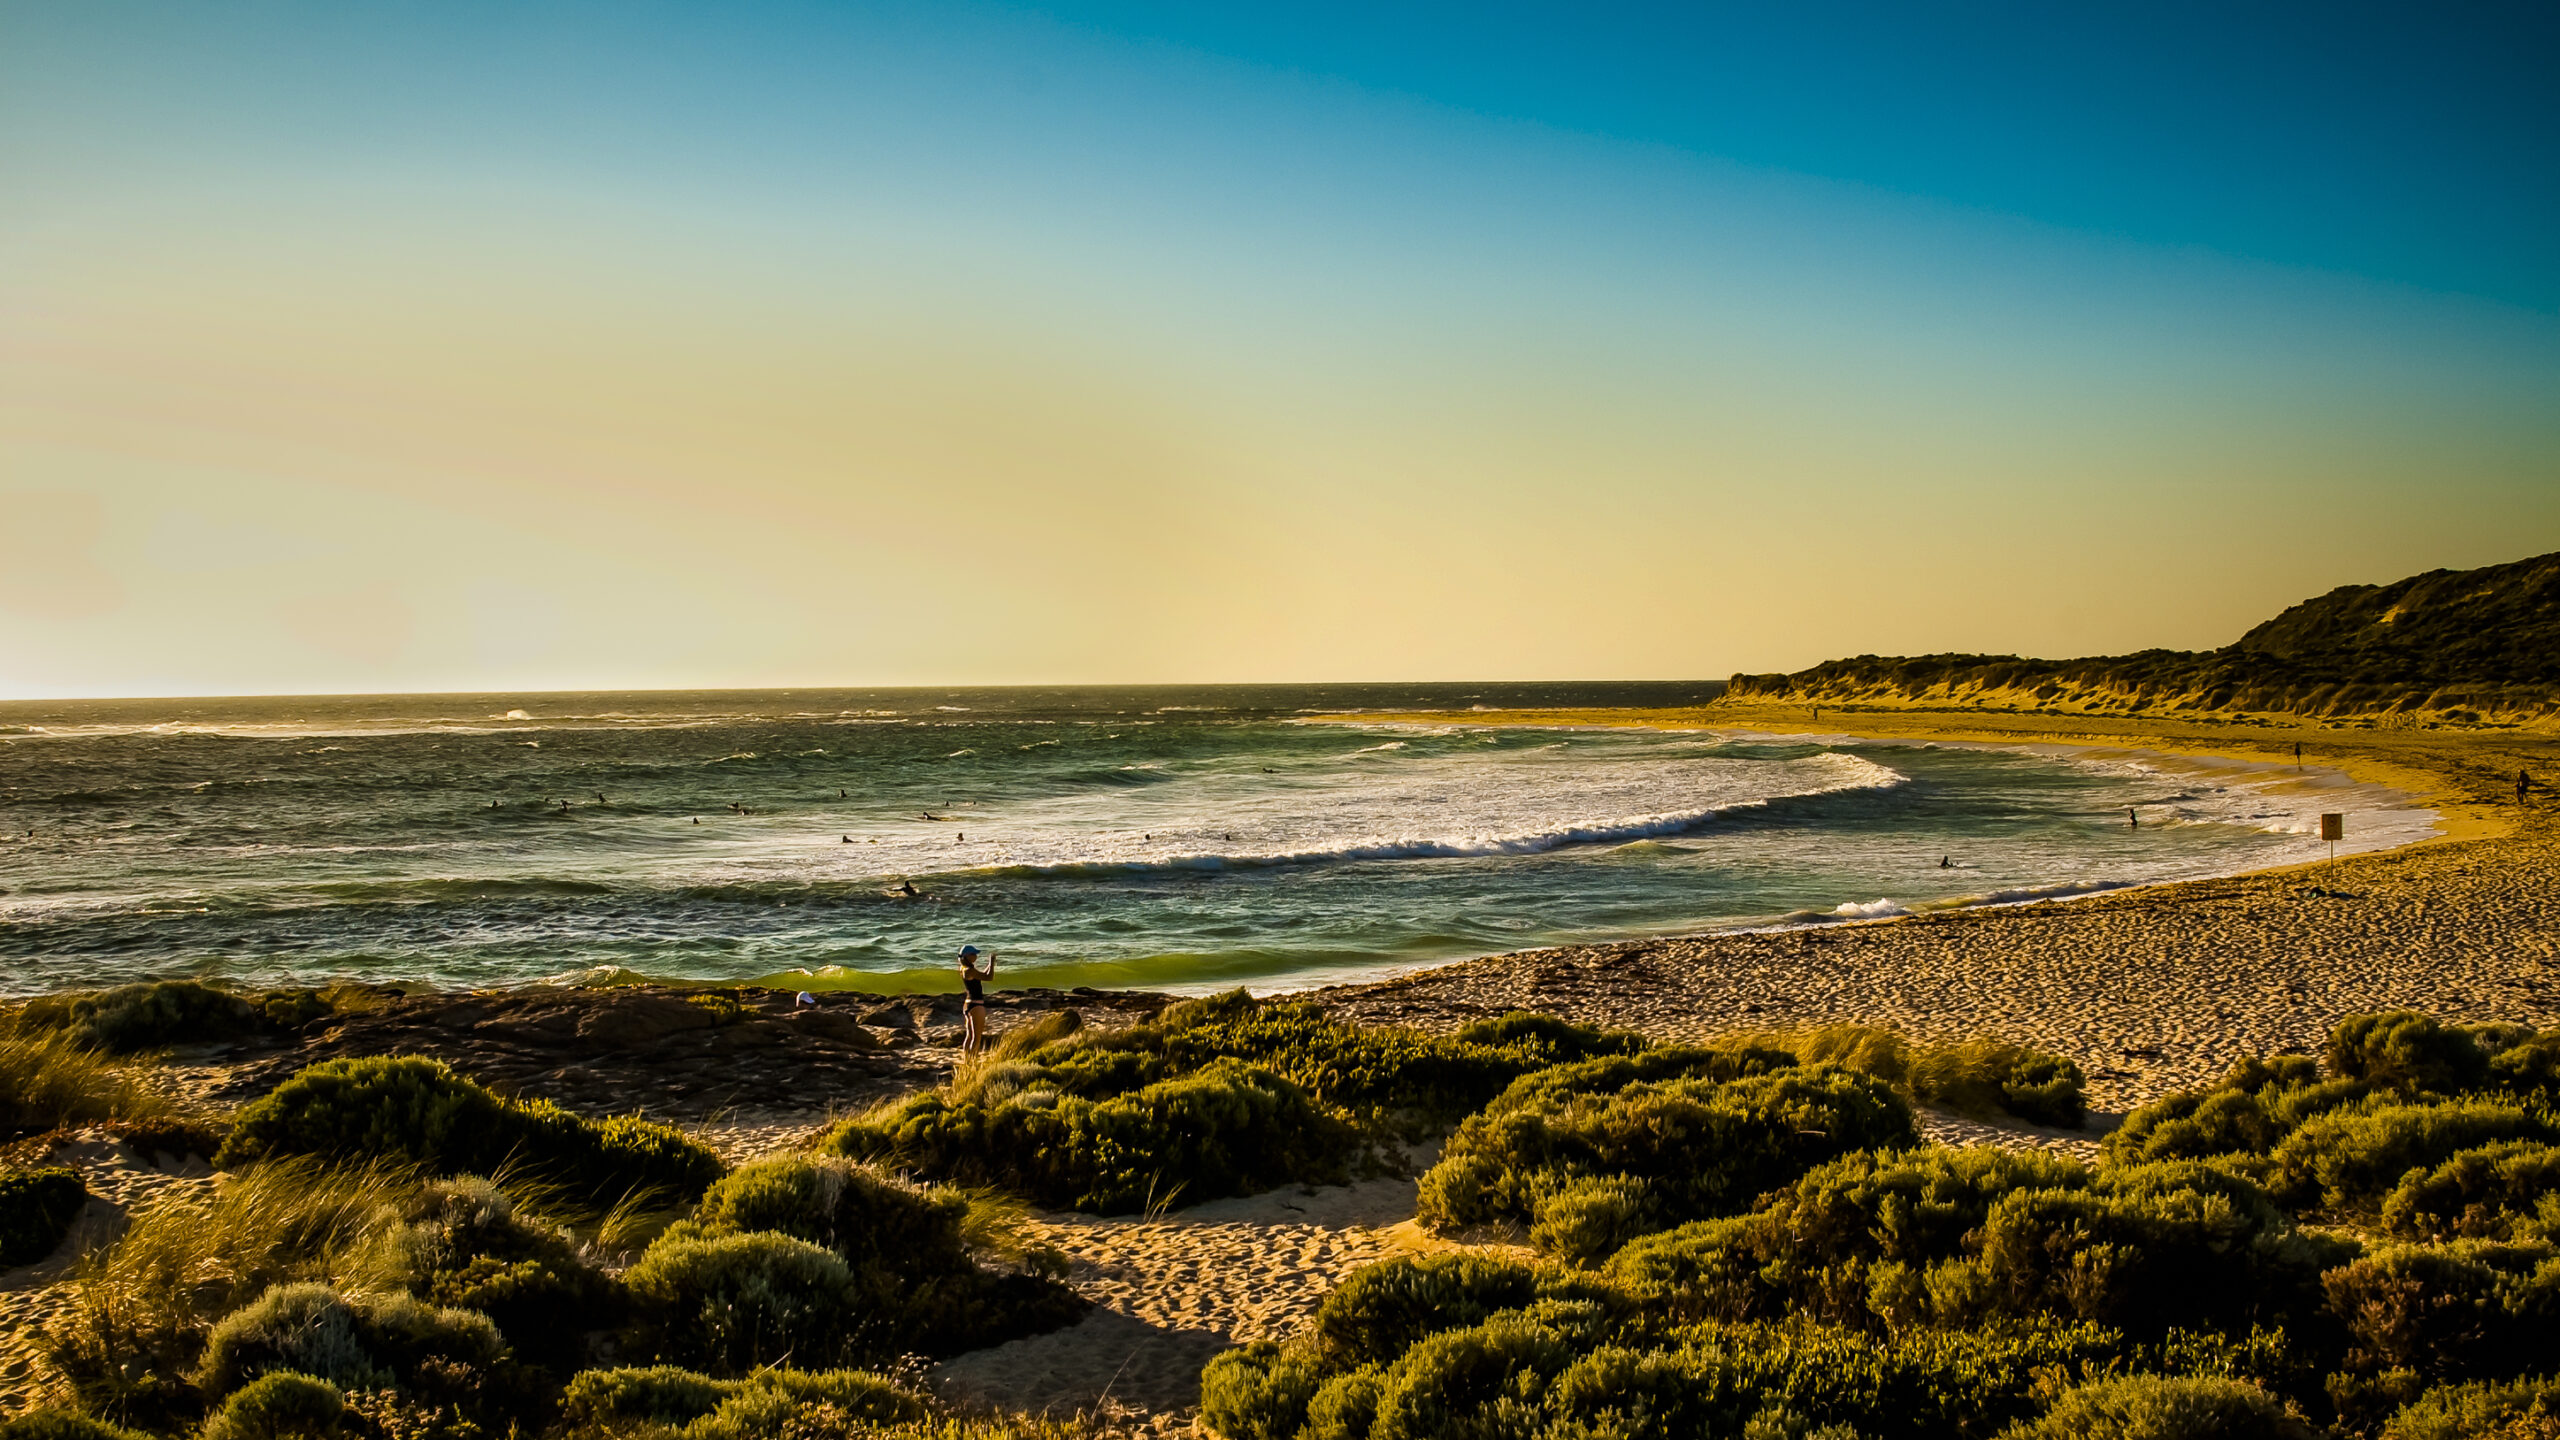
[958,945,994,1054]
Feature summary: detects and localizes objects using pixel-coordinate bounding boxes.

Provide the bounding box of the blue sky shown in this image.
[0,2,2554,695]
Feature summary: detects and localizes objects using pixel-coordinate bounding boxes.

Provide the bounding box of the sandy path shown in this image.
[932,1178,1446,1436]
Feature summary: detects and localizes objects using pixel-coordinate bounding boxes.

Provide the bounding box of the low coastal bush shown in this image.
[194,1281,506,1403]
[656,1155,1083,1361]
[15,980,332,1054]
[1996,1374,2316,1440]
[1764,1025,2090,1129]
[558,1364,924,1436]
[370,1177,624,1371]
[2326,1012,2491,1096]
[217,1056,724,1209]
[829,996,1639,1212]
[0,1167,87,1267]
[2381,1375,2560,1440]
[1418,1064,1915,1254]
[2270,1099,2557,1213]
[1605,1148,2344,1341]
[619,1231,863,1375]
[2382,1141,2560,1241]
[1202,1256,2125,1440]
[0,1028,172,1130]
[199,1372,347,1440]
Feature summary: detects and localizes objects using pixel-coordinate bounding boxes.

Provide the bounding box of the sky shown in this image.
[1,1,2555,699]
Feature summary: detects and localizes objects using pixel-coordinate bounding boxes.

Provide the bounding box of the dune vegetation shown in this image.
[4,979,2554,1439]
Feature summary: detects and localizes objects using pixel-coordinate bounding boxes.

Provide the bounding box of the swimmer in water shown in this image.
[1940,856,1951,868]
[898,879,920,897]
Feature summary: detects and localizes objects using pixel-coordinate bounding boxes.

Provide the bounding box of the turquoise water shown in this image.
[0,684,2430,996]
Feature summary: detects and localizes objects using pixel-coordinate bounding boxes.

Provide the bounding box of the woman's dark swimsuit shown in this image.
[963,972,985,1005]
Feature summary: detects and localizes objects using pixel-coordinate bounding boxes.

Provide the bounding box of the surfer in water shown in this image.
[897,879,921,897]
[957,945,994,1054]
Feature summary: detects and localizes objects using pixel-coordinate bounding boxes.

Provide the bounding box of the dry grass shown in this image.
[46,1157,420,1423]
[0,1027,175,1129]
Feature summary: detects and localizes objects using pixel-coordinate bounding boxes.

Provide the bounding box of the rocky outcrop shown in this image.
[1727,551,2560,727]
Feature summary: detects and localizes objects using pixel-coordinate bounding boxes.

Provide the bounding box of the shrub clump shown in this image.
[369,1177,623,1372]
[0,1168,87,1268]
[16,980,331,1054]
[217,1056,724,1208]
[199,1371,347,1440]
[2382,1141,2560,1242]
[558,1364,925,1440]
[828,997,1638,1214]
[1418,1063,1915,1255]
[1203,1251,2121,1440]
[1997,1373,2317,1439]
[2380,1375,2560,1440]
[650,1155,1083,1363]
[194,1282,505,1404]
[2270,1100,2557,1214]
[1607,1148,2343,1342]
[1763,1025,2090,1129]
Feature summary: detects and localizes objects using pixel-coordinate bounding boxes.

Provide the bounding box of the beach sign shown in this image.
[2321,812,2344,869]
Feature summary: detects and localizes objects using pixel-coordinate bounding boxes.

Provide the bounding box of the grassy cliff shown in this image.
[1727,551,2560,728]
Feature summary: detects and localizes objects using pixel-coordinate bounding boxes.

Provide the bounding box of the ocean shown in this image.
[0,684,2435,998]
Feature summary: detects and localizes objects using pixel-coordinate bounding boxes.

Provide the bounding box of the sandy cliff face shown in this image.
[1727,551,2560,728]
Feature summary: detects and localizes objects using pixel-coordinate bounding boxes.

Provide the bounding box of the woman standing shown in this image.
[957,944,994,1055]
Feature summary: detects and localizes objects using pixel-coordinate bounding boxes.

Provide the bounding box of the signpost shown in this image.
[2320,813,2344,870]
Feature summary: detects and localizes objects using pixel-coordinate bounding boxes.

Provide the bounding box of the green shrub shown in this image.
[1731,1026,2088,1128]
[217,1057,723,1208]
[2483,1031,2560,1105]
[2382,1141,2560,1241]
[194,1282,506,1400]
[2272,1100,2557,1212]
[2320,1240,2560,1383]
[374,1177,622,1371]
[1310,1253,1548,1365]
[2105,1057,2378,1166]
[2328,1012,2489,1096]
[1418,1065,1915,1250]
[1998,1373,2315,1439]
[618,1231,862,1375]
[830,1057,1357,1213]
[1453,1012,1651,1066]
[201,1371,347,1440]
[0,1415,151,1440]
[0,1167,87,1267]
[558,1364,925,1435]
[1201,1343,1331,1440]
[672,1155,1083,1357]
[1475,1043,1795,1120]
[2381,1375,2560,1440]
[1606,1149,2343,1341]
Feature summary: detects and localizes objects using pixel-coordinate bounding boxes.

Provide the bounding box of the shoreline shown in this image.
[1299,703,2560,1110]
